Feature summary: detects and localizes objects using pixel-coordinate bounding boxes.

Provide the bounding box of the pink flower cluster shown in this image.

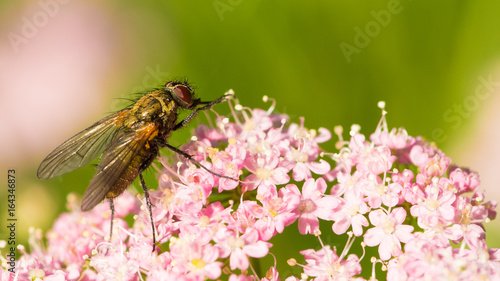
[2,97,499,280]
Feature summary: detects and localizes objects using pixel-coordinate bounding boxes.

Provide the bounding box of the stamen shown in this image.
[350,124,361,136]
[359,242,367,261]
[374,101,389,134]
[225,89,235,97]
[377,101,386,110]
[339,231,355,260]
[202,110,215,128]
[263,95,276,114]
[227,97,243,125]
[334,125,345,149]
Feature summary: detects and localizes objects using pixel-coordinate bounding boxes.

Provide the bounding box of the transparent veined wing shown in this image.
[37,110,129,179]
[81,122,159,211]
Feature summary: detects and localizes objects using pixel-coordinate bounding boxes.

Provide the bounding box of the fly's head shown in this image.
[165,81,200,110]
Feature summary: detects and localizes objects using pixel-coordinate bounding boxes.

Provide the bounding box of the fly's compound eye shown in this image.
[165,81,198,108]
[172,85,193,105]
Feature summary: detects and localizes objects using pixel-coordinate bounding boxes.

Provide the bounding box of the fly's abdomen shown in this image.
[105,157,141,199]
[104,122,160,199]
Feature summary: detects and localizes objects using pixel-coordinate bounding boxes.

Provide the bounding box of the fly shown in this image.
[37,80,236,250]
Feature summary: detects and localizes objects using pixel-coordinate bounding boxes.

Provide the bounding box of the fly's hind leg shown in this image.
[109,198,115,241]
[139,173,157,251]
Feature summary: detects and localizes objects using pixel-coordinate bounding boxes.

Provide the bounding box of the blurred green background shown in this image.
[1,0,500,278]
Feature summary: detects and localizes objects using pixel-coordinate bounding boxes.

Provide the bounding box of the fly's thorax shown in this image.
[130,90,178,123]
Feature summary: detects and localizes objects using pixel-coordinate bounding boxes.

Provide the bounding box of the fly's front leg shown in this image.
[158,140,237,181]
[156,137,238,181]
[174,93,233,131]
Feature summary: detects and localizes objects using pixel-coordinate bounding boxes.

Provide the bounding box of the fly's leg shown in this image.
[139,173,157,251]
[162,142,238,181]
[109,199,114,241]
[174,93,233,131]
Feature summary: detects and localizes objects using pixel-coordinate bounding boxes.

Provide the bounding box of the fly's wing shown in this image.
[81,122,159,211]
[37,110,130,179]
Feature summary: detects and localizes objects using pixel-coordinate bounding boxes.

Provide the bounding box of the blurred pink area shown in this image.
[451,68,500,199]
[451,66,500,242]
[0,1,120,168]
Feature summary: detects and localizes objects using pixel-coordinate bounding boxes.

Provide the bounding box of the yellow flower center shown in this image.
[426,198,440,210]
[347,204,360,216]
[256,168,273,180]
[375,184,387,195]
[199,215,210,228]
[298,199,315,213]
[191,259,206,269]
[292,150,309,163]
[382,218,395,234]
[227,236,245,249]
